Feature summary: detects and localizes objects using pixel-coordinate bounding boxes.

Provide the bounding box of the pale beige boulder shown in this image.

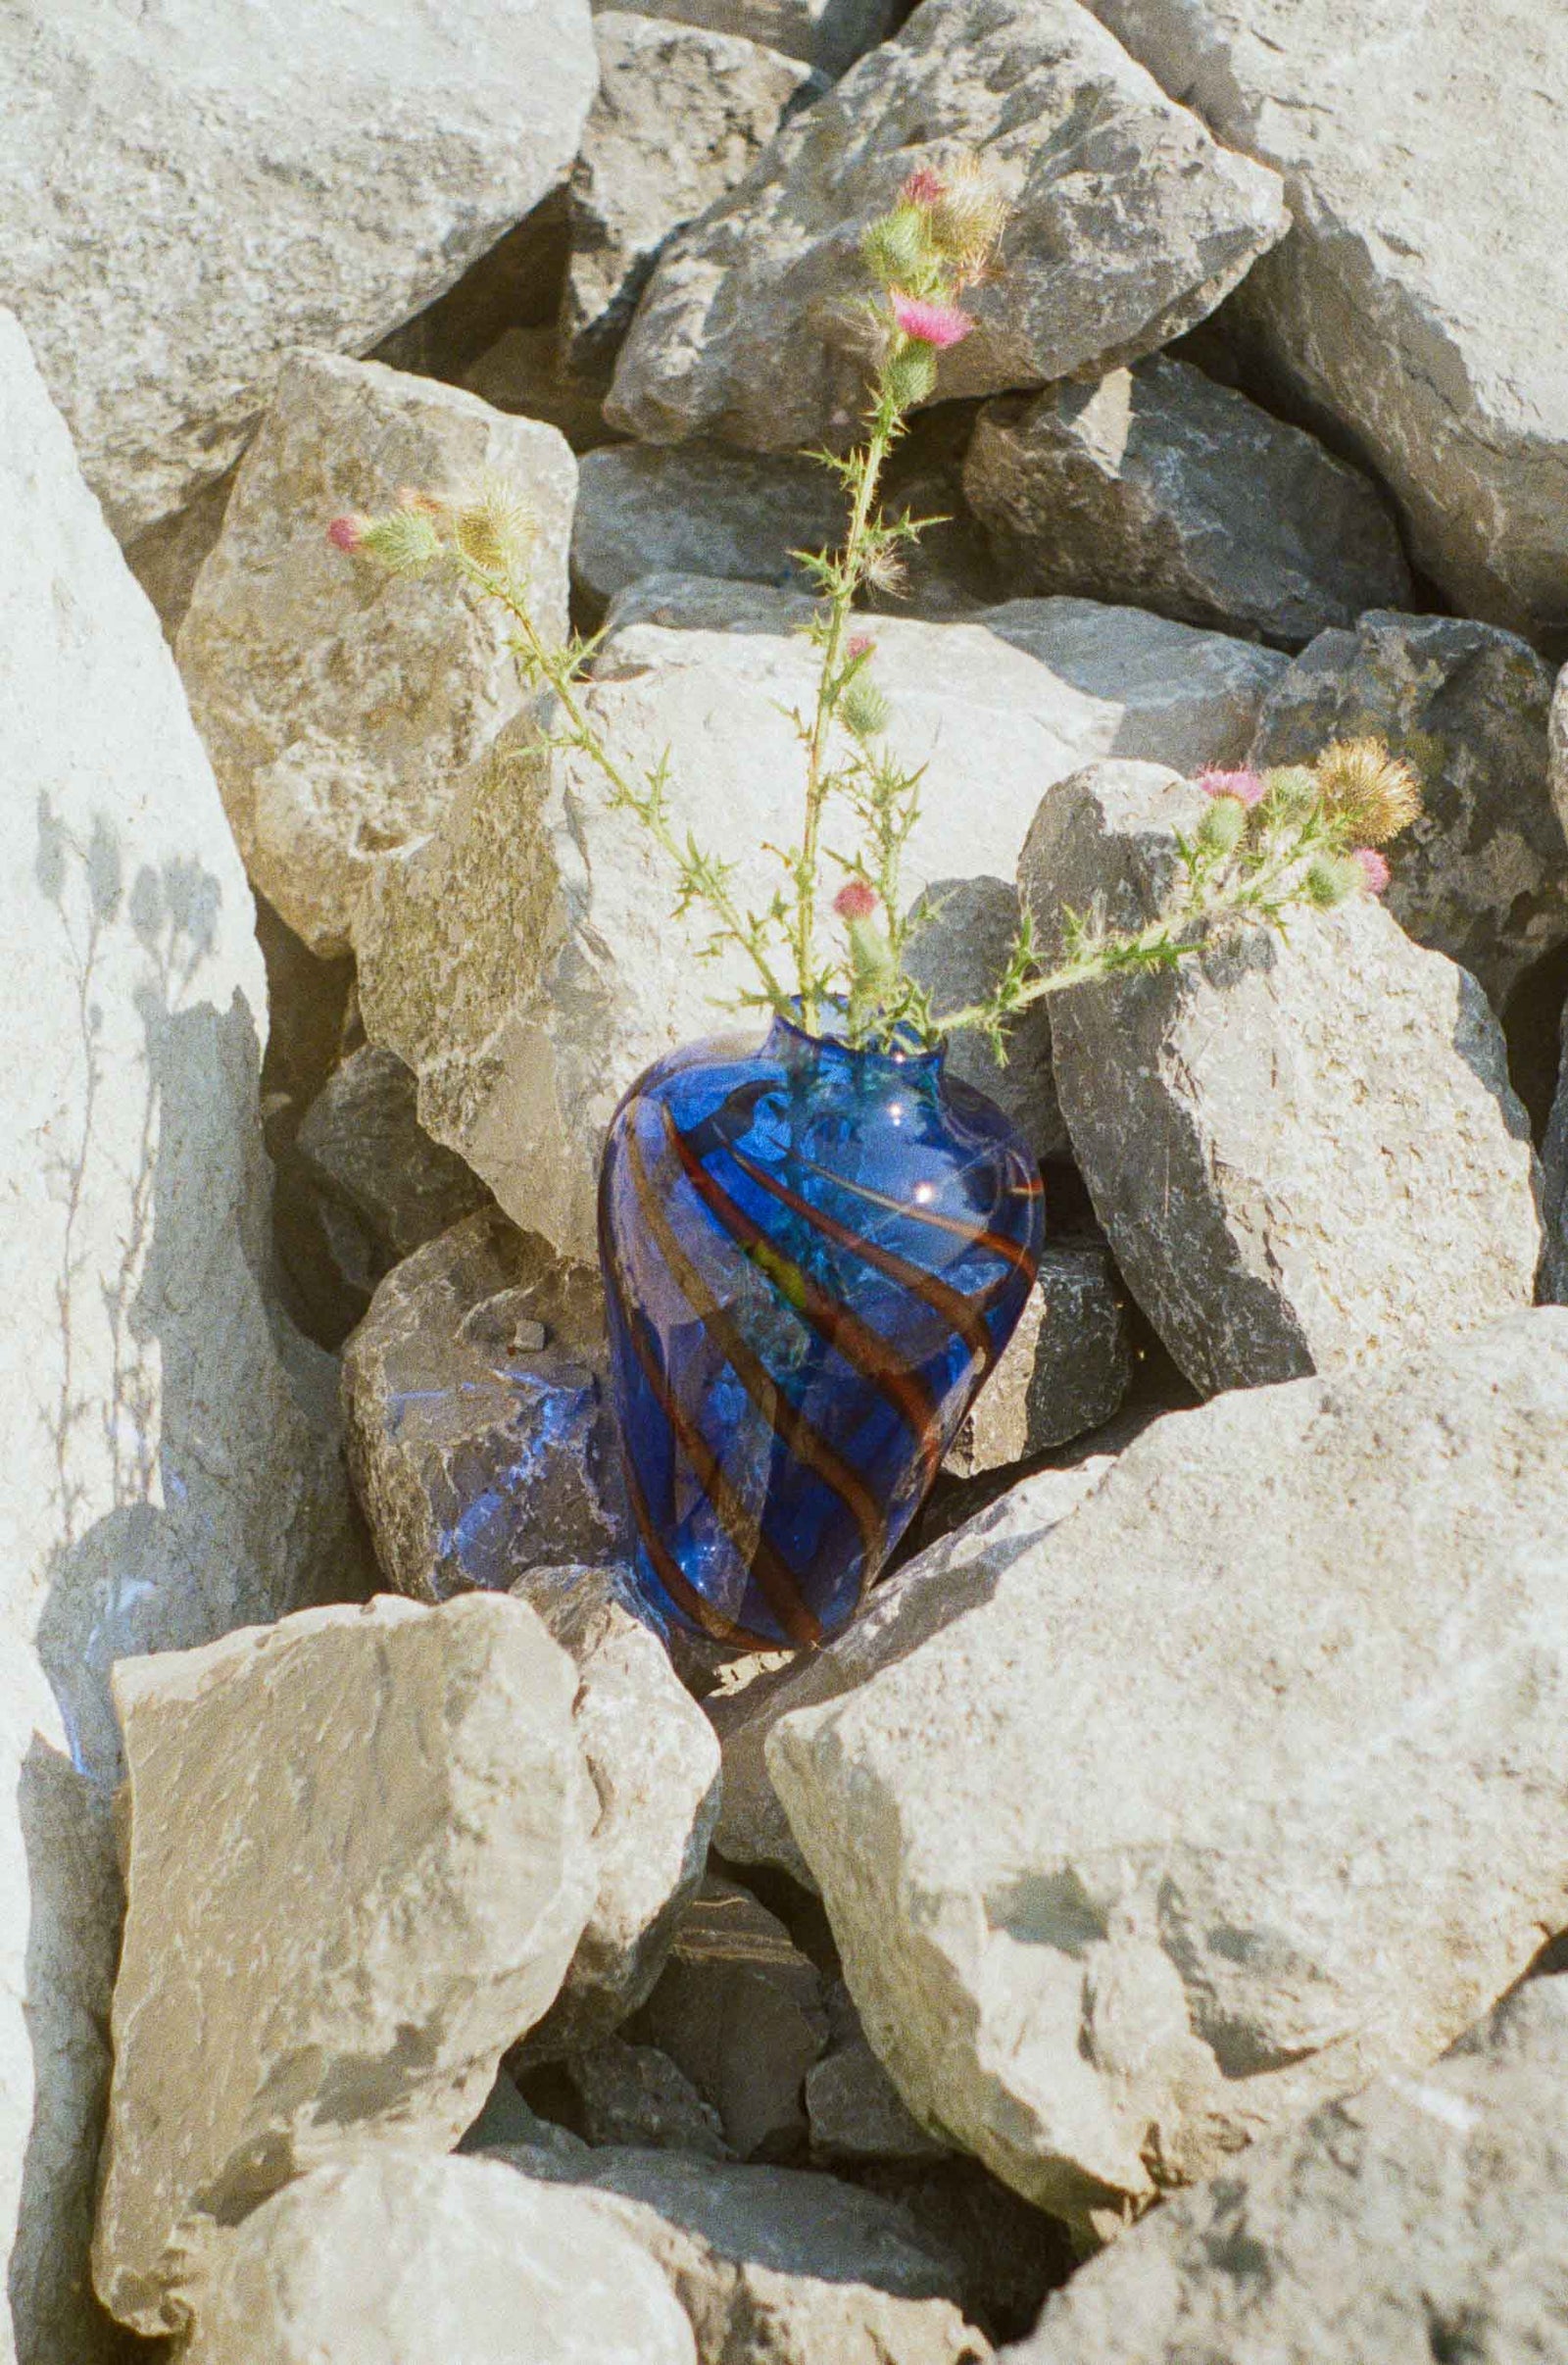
[593,0,899,77]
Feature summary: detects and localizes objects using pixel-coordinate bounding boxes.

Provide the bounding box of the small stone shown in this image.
[963,357,1411,649]
[565,2037,735,2158]
[463,326,615,451]
[92,1595,599,2337]
[296,1045,492,1299]
[176,349,576,956]
[594,0,900,78]
[572,442,845,615]
[342,1209,625,1601]
[808,2038,950,2163]
[944,1242,1132,1478]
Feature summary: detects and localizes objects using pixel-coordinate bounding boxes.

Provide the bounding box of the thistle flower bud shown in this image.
[890,294,974,350]
[840,672,891,739]
[1353,846,1392,895]
[834,879,878,922]
[1196,765,1265,808]
[359,509,443,576]
[882,342,938,410]
[845,633,876,663]
[861,205,935,291]
[326,514,368,554]
[1197,793,1247,856]
[1302,852,1360,910]
[453,478,532,574]
[901,166,947,208]
[1259,765,1319,825]
[1313,737,1422,845]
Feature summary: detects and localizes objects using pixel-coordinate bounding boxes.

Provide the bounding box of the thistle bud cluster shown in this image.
[1194,738,1423,912]
[326,478,534,586]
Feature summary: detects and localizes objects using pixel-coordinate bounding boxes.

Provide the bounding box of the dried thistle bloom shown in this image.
[861,540,908,597]
[890,293,974,349]
[1353,846,1392,895]
[358,508,443,575]
[834,879,878,922]
[1196,765,1265,809]
[1313,737,1422,845]
[454,477,532,574]
[927,157,1007,285]
[326,513,367,553]
[396,485,447,517]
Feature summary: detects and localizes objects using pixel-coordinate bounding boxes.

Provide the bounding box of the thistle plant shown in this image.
[328,161,1423,1059]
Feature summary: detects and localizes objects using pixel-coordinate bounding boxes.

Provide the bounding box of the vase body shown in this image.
[598,1012,1044,1651]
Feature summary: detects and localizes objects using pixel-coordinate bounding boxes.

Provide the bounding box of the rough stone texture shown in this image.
[572,443,845,614]
[122,469,236,642]
[1249,610,1566,1009]
[944,1242,1132,1478]
[1538,1008,1568,1307]
[92,1595,599,2338]
[1087,0,1568,639]
[296,1046,493,1302]
[2,0,597,542]
[0,311,357,2363]
[183,2149,699,2365]
[464,326,617,452]
[964,357,1411,649]
[710,1458,1112,1886]
[628,1879,830,2159]
[1004,1977,1568,2364]
[176,350,576,957]
[767,1309,1568,2233]
[343,1209,625,1601]
[357,578,1282,1260]
[808,2038,950,2164]
[567,16,816,379]
[1020,761,1541,1396]
[595,0,900,78]
[1552,662,1568,821]
[606,0,1285,451]
[565,2039,734,2158]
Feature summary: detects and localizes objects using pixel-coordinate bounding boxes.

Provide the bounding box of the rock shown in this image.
[92,1594,599,2337]
[766,1309,1568,2233]
[596,0,900,78]
[1020,760,1541,1396]
[356,578,1283,1260]
[628,1878,830,2158]
[372,191,575,384]
[606,0,1285,451]
[1248,610,1566,1008]
[963,357,1411,649]
[123,468,236,641]
[902,875,1066,1161]
[464,326,616,452]
[1084,0,1568,640]
[1,309,356,2358]
[176,349,575,958]
[808,2037,950,2164]
[710,1458,1112,1886]
[1552,663,1568,817]
[1003,1977,1568,2363]
[2,0,596,541]
[183,2149,699,2365]
[1538,1008,1568,1307]
[864,2159,1077,2348]
[572,443,845,615]
[296,1046,493,1304]
[566,16,817,379]
[342,1209,625,1600]
[565,2038,734,2158]
[943,1242,1132,1478]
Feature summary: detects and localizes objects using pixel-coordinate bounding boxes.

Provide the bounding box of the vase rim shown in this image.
[765,1001,946,1071]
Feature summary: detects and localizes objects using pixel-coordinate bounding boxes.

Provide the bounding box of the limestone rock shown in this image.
[1020,761,1541,1395]
[342,1209,625,1601]
[464,326,616,451]
[1552,662,1568,821]
[1,310,355,2358]
[944,1242,1132,1478]
[964,357,1411,649]
[296,1046,493,1301]
[766,1309,1568,2231]
[710,1458,1112,1886]
[356,579,1282,1260]
[2,0,596,541]
[572,443,845,614]
[177,350,575,957]
[595,0,900,78]
[565,2038,734,2158]
[92,1594,599,2337]
[183,2149,699,2365]
[1004,1978,1568,2363]
[606,0,1285,451]
[567,16,817,378]
[1248,610,1566,1008]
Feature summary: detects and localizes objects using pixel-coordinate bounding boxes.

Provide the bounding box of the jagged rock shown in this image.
[2,0,596,540]
[1,310,356,2361]
[1084,0,1568,639]
[122,468,236,641]
[1249,610,1565,1006]
[964,357,1411,649]
[177,349,575,957]
[342,1209,625,1600]
[607,0,1285,451]
[572,443,844,614]
[296,1045,493,1304]
[566,16,817,378]
[464,326,616,451]
[1003,1978,1568,2363]
[356,579,1283,1260]
[628,1878,830,2159]
[372,191,575,383]
[183,2149,700,2365]
[808,2024,950,2163]
[710,1458,1112,1886]
[564,2038,734,2158]
[1538,1007,1568,1306]
[596,0,900,78]
[1020,761,1541,1395]
[92,1595,599,2337]
[943,1242,1131,1478]
[865,2159,1077,2348]
[766,1310,1568,2234]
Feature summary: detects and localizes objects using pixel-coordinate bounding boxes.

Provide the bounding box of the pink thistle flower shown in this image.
[834,880,878,923]
[1353,846,1392,895]
[902,167,947,208]
[326,514,367,554]
[890,293,974,350]
[1196,766,1266,809]
[846,633,876,662]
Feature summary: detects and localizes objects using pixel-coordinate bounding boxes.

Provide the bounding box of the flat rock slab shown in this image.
[572,442,846,613]
[767,1309,1568,2233]
[607,0,1285,450]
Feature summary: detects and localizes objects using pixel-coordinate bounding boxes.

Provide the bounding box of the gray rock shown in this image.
[808,2038,951,2164]
[964,357,1411,649]
[1020,761,1541,1396]
[572,442,845,614]
[944,1242,1132,1479]
[123,468,236,642]
[566,2038,735,2158]
[177,349,576,957]
[463,326,617,452]
[606,0,1286,451]
[1249,610,1566,1007]
[567,16,817,379]
[342,1209,625,1601]
[766,1309,1568,2234]
[1537,1007,1568,1307]
[1004,1977,1568,2363]
[296,1046,492,1300]
[1084,0,1568,640]
[1,0,596,542]
[595,0,900,78]
[92,1595,600,2337]
[183,2149,699,2365]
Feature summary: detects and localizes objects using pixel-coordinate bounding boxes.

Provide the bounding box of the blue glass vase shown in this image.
[598,1011,1045,1651]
